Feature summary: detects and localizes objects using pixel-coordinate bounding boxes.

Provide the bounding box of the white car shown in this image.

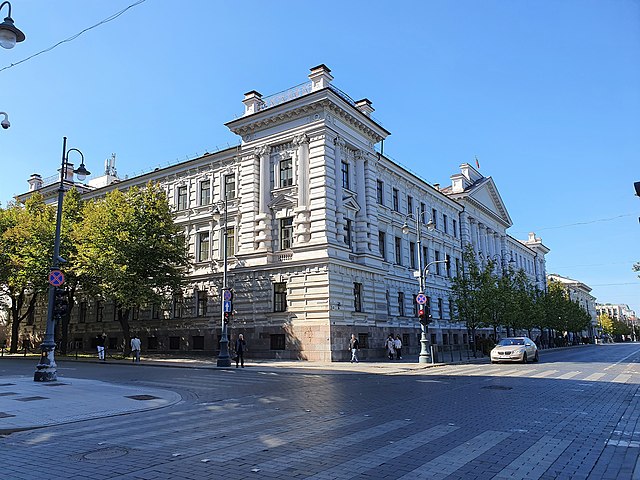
[490,337,539,364]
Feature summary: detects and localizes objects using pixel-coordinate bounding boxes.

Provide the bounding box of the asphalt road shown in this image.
[1,343,639,479]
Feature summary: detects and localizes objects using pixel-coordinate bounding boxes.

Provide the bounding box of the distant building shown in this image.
[14,65,549,360]
[596,303,636,323]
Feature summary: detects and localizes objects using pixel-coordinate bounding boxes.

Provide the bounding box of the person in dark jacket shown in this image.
[349,333,360,363]
[235,334,246,368]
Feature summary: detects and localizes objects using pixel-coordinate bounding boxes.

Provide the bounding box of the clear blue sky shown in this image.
[2,0,639,314]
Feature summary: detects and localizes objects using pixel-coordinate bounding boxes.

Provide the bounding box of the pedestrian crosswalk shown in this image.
[410,364,640,384]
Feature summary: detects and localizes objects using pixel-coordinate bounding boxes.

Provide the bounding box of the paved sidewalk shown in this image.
[0,374,181,435]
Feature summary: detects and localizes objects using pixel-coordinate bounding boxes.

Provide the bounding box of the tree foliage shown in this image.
[74,183,189,352]
[0,194,54,352]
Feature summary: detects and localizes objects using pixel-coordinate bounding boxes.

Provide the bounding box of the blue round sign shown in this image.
[48,270,65,287]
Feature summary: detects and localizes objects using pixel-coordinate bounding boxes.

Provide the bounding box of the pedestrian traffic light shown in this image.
[53,287,68,317]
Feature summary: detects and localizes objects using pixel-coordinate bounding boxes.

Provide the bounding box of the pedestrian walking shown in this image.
[96,333,106,361]
[349,333,360,363]
[394,334,403,360]
[386,335,396,360]
[235,333,246,368]
[130,334,141,363]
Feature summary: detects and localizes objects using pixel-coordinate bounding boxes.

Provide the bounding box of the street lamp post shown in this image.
[0,111,10,129]
[402,210,435,364]
[34,137,90,382]
[214,197,231,367]
[0,1,26,49]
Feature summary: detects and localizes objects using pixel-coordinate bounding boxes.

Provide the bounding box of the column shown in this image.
[254,145,272,251]
[354,150,367,252]
[293,134,311,244]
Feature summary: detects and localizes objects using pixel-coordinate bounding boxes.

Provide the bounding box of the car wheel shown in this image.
[491,360,497,364]
[522,353,528,364]
[534,351,539,362]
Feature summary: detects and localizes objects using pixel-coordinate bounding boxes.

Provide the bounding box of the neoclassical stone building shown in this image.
[15,65,549,361]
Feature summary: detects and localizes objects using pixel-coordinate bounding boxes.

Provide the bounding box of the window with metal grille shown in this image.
[270,334,285,350]
[358,333,369,348]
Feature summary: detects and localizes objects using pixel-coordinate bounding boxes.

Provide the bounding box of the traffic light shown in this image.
[53,287,68,317]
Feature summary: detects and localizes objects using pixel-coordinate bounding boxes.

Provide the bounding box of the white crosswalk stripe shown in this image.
[556,371,581,380]
[398,430,512,479]
[583,372,606,382]
[303,425,460,479]
[493,435,571,479]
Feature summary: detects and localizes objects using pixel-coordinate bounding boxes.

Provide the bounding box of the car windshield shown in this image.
[497,338,525,346]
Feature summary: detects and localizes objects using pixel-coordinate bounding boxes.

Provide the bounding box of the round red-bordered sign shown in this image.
[48,269,65,287]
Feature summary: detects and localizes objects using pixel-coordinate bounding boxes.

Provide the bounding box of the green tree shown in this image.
[0,194,54,352]
[450,245,496,352]
[74,183,189,353]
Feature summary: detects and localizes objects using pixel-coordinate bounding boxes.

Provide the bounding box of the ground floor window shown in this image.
[270,334,285,350]
[402,333,410,347]
[169,336,180,350]
[358,333,369,349]
[147,336,158,350]
[192,335,204,350]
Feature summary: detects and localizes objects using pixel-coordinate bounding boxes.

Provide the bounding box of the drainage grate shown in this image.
[0,392,18,397]
[0,412,16,418]
[82,446,129,460]
[126,395,160,401]
[482,385,513,391]
[15,396,49,402]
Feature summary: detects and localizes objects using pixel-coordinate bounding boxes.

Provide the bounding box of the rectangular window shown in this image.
[420,203,426,223]
[341,161,350,190]
[280,158,293,187]
[280,217,293,250]
[226,227,235,256]
[79,301,87,323]
[443,333,449,345]
[152,303,160,320]
[455,257,460,277]
[438,298,443,319]
[147,336,158,350]
[224,174,236,200]
[378,231,386,260]
[407,195,413,215]
[345,219,352,248]
[270,334,286,350]
[386,290,391,316]
[274,282,287,312]
[412,294,418,316]
[402,333,410,348]
[177,185,188,211]
[443,214,448,234]
[96,300,103,322]
[354,282,363,312]
[376,180,384,204]
[435,250,441,275]
[199,179,210,206]
[169,336,180,350]
[431,208,437,229]
[430,333,437,345]
[449,299,455,320]
[173,294,183,319]
[197,291,207,317]
[409,242,416,269]
[445,254,451,277]
[453,333,459,344]
[393,188,399,212]
[398,291,405,316]
[394,237,402,265]
[358,333,369,349]
[423,246,428,266]
[192,335,204,350]
[453,219,458,238]
[198,231,210,262]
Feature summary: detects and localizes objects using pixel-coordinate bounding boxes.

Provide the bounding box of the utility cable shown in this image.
[0,0,147,74]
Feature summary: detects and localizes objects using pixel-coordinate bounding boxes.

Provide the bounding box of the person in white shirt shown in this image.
[394,335,403,360]
[130,334,141,363]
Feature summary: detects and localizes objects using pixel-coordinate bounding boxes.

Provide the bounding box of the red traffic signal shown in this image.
[53,287,68,317]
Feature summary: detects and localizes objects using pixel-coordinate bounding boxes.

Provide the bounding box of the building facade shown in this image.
[14,65,549,361]
[547,274,598,336]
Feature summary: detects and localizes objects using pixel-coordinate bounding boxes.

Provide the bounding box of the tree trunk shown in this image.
[117,307,132,356]
[8,290,36,353]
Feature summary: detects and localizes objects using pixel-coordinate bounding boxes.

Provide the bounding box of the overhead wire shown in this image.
[0,0,147,74]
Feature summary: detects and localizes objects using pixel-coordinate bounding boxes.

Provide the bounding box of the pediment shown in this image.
[268,193,296,211]
[342,192,361,212]
[465,178,512,227]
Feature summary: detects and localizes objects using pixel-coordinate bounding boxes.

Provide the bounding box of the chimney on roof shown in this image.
[242,90,264,116]
[309,64,333,91]
[355,98,374,117]
[28,173,43,191]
